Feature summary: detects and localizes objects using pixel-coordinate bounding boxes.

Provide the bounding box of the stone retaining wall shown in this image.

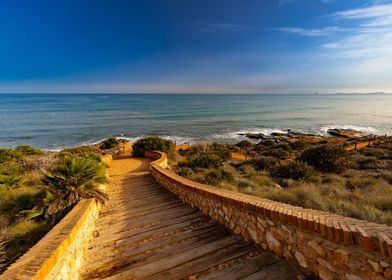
[147,150,392,280]
[0,155,111,280]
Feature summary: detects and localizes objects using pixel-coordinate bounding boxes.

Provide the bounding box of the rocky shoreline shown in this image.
[240,128,377,146]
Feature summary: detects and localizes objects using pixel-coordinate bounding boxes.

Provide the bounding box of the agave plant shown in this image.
[0,174,25,189]
[22,157,108,221]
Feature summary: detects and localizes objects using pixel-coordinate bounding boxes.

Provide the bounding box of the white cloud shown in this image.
[333,3,392,22]
[323,4,392,60]
[278,26,347,36]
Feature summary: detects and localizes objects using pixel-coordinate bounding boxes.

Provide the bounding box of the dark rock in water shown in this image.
[239,133,267,140]
[327,129,363,138]
[271,132,286,137]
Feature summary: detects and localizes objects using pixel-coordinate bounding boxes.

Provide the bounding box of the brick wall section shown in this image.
[146,150,392,280]
[0,155,112,280]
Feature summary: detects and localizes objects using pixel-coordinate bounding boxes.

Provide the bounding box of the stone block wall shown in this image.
[148,151,392,280]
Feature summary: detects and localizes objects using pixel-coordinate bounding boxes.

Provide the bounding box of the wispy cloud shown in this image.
[322,4,392,60]
[278,26,347,36]
[333,3,392,23]
[196,23,246,33]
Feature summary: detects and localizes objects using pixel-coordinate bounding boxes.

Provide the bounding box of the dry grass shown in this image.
[174,138,392,225]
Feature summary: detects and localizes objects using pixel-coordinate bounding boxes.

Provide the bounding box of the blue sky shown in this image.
[1,0,392,93]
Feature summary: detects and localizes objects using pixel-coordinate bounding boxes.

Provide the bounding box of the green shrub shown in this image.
[209,143,231,161]
[259,140,276,147]
[249,157,279,171]
[132,137,175,157]
[345,178,370,190]
[204,169,234,185]
[270,161,319,182]
[188,153,223,169]
[289,140,308,150]
[361,148,384,159]
[7,193,36,213]
[375,199,392,211]
[358,157,381,169]
[263,148,289,159]
[276,143,292,151]
[0,175,24,188]
[235,140,253,148]
[0,149,23,163]
[99,138,119,150]
[177,167,193,177]
[299,144,350,173]
[59,146,101,162]
[0,161,25,177]
[15,146,44,156]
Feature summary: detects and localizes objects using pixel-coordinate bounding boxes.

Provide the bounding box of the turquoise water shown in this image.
[0,94,391,150]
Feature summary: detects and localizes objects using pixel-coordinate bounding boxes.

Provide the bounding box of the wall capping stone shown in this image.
[146,150,392,279]
[0,154,112,280]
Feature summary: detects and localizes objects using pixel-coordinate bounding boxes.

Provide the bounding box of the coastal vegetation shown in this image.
[132,136,175,157]
[0,146,108,272]
[174,135,392,225]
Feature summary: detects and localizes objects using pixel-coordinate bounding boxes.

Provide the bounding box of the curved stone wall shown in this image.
[148,151,392,280]
[144,150,168,168]
[0,155,112,280]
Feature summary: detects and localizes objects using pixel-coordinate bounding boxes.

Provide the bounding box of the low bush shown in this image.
[0,174,24,189]
[204,169,234,185]
[176,167,193,177]
[59,146,101,162]
[289,140,309,150]
[361,148,385,159]
[270,161,319,182]
[235,140,253,148]
[188,153,223,169]
[0,149,23,163]
[262,148,289,159]
[345,178,371,190]
[15,146,44,156]
[99,138,119,150]
[249,157,278,171]
[258,139,276,147]
[358,157,381,169]
[276,143,291,151]
[132,137,175,157]
[375,199,392,212]
[299,144,350,173]
[209,143,231,161]
[178,142,208,157]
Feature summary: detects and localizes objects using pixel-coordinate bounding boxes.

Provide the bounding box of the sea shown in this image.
[0,93,391,150]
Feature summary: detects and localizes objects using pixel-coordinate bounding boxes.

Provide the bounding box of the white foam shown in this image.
[210,128,287,141]
[318,125,377,136]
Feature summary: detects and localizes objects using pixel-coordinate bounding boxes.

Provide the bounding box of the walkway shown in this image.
[81,158,304,280]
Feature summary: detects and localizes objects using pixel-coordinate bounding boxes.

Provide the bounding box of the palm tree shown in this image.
[23,157,108,221]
